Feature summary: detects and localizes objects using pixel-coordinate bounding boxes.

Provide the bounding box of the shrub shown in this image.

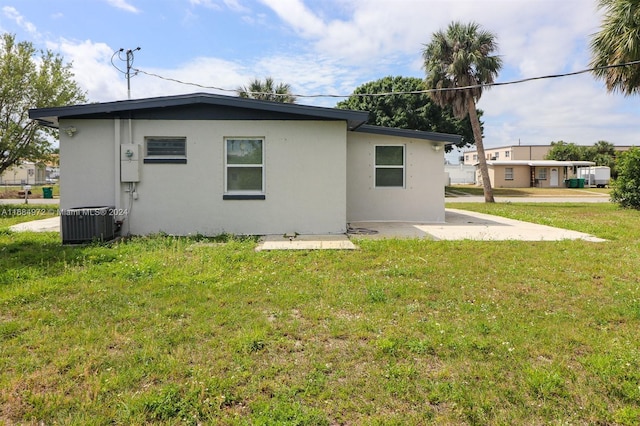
[611,147,640,209]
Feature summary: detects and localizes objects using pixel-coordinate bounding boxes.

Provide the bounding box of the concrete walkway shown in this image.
[9,216,60,233]
[446,194,610,203]
[8,208,605,244]
[0,198,60,205]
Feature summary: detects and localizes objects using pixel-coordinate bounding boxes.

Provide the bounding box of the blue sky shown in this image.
[2,0,640,158]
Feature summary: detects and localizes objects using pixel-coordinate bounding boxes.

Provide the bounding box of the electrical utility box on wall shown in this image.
[120,144,141,182]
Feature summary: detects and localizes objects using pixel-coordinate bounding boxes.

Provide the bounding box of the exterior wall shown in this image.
[487,165,531,188]
[464,145,552,164]
[483,165,569,188]
[59,119,116,209]
[62,119,348,235]
[445,164,476,184]
[0,162,46,185]
[346,132,445,223]
[509,146,551,161]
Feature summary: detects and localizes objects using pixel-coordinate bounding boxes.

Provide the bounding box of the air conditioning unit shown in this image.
[61,206,116,244]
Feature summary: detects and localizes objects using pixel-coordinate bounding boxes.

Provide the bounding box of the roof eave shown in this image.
[353,124,462,144]
[28,92,369,130]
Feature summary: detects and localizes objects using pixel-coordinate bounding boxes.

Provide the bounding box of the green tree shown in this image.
[336,76,478,150]
[590,0,640,95]
[236,77,296,103]
[545,141,587,161]
[422,21,502,202]
[611,147,640,208]
[0,33,86,175]
[546,140,618,176]
[586,140,617,170]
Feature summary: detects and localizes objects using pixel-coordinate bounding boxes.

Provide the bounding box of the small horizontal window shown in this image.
[144,137,186,163]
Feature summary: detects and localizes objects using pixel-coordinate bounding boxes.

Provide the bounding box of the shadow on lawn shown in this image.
[0,231,101,286]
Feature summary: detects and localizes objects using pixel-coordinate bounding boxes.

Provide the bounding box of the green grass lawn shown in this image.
[2,203,640,425]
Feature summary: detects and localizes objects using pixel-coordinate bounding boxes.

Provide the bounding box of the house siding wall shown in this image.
[346,132,445,223]
[488,165,531,188]
[59,119,116,209]
[485,165,569,188]
[61,119,347,235]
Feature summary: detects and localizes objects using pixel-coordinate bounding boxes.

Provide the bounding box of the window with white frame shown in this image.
[505,167,514,180]
[505,151,510,158]
[538,168,547,180]
[224,138,264,199]
[375,145,405,188]
[495,152,500,159]
[144,137,187,163]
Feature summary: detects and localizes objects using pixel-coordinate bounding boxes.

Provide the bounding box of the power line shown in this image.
[131,60,640,99]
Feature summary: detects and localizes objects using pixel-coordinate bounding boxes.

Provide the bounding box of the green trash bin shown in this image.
[568,178,578,188]
[42,187,53,199]
[577,178,585,188]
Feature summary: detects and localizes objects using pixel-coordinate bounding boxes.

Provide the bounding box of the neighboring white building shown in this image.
[0,162,46,185]
[30,93,460,236]
[445,163,476,184]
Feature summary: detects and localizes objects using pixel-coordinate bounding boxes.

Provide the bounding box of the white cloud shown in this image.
[189,0,222,10]
[105,0,140,13]
[2,6,38,35]
[46,39,125,102]
[223,0,251,13]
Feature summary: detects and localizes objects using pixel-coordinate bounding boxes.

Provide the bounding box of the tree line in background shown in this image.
[546,140,618,174]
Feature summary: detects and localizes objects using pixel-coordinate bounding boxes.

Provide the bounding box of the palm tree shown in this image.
[422,21,502,202]
[590,0,640,95]
[236,77,296,103]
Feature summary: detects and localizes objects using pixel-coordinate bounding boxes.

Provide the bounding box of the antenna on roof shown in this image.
[111,47,141,99]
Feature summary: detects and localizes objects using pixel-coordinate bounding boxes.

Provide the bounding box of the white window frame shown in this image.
[144,137,187,164]
[505,151,510,158]
[374,144,405,188]
[538,168,547,180]
[505,167,514,180]
[224,137,265,198]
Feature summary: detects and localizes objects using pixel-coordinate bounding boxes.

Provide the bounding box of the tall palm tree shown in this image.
[590,0,640,95]
[422,21,502,202]
[236,77,296,103]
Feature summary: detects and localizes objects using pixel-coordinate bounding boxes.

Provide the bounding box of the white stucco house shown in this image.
[29,93,460,238]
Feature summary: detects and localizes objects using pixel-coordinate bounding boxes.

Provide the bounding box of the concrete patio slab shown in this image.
[348,208,606,242]
[256,234,357,251]
[8,208,605,245]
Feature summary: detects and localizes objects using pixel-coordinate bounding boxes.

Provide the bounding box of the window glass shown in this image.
[375,145,404,188]
[225,138,264,193]
[227,167,263,191]
[375,146,403,166]
[505,167,514,180]
[538,168,547,179]
[227,139,262,165]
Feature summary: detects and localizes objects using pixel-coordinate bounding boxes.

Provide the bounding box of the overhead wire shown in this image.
[128,60,640,100]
